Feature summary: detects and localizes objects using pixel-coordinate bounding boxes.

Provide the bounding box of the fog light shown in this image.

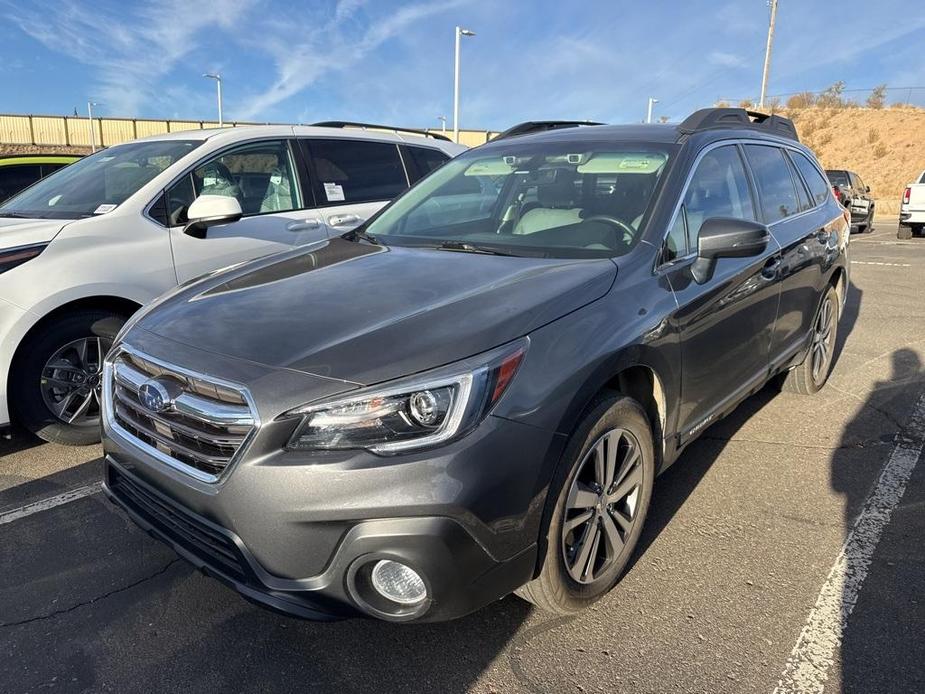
[370,560,427,605]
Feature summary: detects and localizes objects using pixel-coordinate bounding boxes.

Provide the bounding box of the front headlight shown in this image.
[285,339,527,454]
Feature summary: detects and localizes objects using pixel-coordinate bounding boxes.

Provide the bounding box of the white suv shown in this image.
[0,124,463,444]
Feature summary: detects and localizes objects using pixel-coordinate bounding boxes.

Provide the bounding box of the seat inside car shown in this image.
[513,169,582,235]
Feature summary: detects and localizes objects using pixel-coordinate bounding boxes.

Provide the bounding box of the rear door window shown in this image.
[791,152,831,206]
[404,146,451,183]
[785,155,812,212]
[744,145,799,223]
[305,139,408,205]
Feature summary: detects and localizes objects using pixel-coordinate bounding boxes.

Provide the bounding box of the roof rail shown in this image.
[678,108,799,141]
[311,121,452,142]
[494,120,605,141]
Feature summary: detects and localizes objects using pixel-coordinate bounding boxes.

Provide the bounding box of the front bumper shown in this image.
[103,458,537,622]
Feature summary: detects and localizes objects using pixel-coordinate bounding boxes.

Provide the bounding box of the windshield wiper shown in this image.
[435,241,518,256]
[0,212,31,218]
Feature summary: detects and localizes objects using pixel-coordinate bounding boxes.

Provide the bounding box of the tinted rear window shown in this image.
[745,145,799,223]
[406,146,450,182]
[793,152,831,206]
[0,164,42,202]
[306,139,408,204]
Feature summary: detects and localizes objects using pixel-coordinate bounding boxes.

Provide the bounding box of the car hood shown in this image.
[0,217,69,248]
[137,238,616,385]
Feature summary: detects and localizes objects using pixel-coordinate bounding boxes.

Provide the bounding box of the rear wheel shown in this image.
[898,225,913,240]
[781,286,838,395]
[11,310,127,445]
[517,395,654,614]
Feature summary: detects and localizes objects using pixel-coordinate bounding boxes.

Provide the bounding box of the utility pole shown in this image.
[646,97,659,123]
[453,26,475,143]
[87,101,98,153]
[759,0,778,109]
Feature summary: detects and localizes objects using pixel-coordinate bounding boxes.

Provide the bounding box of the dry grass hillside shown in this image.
[784,106,925,212]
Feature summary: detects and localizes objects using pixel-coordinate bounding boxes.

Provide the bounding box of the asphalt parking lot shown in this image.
[1,216,923,694]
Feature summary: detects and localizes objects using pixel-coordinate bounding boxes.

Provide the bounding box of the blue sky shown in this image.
[2,0,924,129]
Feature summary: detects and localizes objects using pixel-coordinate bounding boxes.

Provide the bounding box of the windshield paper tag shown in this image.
[323,182,345,202]
[93,204,117,214]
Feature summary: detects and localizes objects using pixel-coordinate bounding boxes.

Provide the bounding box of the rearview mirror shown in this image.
[183,195,243,239]
[690,217,769,284]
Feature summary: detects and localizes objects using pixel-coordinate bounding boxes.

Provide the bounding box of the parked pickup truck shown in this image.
[899,170,925,239]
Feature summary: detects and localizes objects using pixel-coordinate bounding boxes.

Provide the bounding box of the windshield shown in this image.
[0,139,202,220]
[363,140,675,258]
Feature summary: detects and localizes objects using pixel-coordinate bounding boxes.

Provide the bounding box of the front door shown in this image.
[661,143,782,443]
[168,139,328,284]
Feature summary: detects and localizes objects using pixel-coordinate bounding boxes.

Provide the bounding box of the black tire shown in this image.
[898,226,913,240]
[781,286,839,395]
[516,394,654,614]
[10,310,127,445]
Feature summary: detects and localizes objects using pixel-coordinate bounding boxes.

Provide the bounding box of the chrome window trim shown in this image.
[655,138,828,272]
[103,343,262,484]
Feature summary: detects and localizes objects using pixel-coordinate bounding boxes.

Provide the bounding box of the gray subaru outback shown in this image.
[102,109,849,622]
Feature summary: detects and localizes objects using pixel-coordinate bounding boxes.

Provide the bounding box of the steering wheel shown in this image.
[582,215,636,248]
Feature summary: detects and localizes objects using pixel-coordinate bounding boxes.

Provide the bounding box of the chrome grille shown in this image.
[105,349,256,481]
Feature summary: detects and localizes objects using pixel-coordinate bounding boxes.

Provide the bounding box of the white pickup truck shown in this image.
[898,170,925,239]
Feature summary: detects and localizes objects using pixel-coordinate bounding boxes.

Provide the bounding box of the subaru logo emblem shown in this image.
[138,378,173,413]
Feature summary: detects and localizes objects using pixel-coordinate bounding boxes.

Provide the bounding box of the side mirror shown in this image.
[183,195,243,238]
[690,217,769,284]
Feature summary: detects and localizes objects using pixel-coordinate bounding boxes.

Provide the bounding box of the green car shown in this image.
[0,154,81,203]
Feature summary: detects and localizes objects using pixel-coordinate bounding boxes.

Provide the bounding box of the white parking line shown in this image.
[773,393,925,693]
[0,482,102,526]
[851,261,912,267]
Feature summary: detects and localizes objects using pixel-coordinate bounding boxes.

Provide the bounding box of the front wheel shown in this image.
[517,395,654,614]
[11,310,127,445]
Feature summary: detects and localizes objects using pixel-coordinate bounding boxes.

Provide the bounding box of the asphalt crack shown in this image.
[0,558,180,629]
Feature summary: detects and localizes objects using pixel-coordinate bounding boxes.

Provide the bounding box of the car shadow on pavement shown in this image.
[0,424,44,457]
[832,348,925,693]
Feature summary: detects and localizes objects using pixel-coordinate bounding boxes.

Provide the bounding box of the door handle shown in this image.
[327,213,363,227]
[762,257,782,280]
[286,219,321,232]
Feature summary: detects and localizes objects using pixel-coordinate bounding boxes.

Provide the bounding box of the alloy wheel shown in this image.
[811,297,835,385]
[561,428,643,585]
[40,336,110,427]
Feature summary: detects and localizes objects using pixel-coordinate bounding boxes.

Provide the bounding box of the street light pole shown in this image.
[453,26,475,144]
[646,97,659,124]
[203,73,224,126]
[759,0,779,109]
[87,101,98,153]
[437,115,447,133]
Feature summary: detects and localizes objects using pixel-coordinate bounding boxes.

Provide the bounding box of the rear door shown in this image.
[300,138,410,234]
[745,145,834,366]
[163,138,328,283]
[661,143,782,443]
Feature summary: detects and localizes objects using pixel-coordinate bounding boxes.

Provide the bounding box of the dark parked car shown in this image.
[826,168,874,232]
[0,154,80,202]
[101,108,850,623]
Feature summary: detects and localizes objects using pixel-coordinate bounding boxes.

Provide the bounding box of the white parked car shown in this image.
[0,123,463,444]
[899,169,925,239]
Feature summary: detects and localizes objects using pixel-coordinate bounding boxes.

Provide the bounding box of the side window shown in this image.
[307,139,408,204]
[854,174,867,191]
[744,145,799,223]
[664,207,688,262]
[164,174,196,226]
[191,140,301,215]
[786,155,813,212]
[405,146,450,183]
[0,164,42,202]
[682,145,755,247]
[791,151,831,206]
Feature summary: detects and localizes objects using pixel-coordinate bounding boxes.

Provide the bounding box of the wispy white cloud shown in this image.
[2,0,253,115]
[236,0,465,120]
[708,51,747,69]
